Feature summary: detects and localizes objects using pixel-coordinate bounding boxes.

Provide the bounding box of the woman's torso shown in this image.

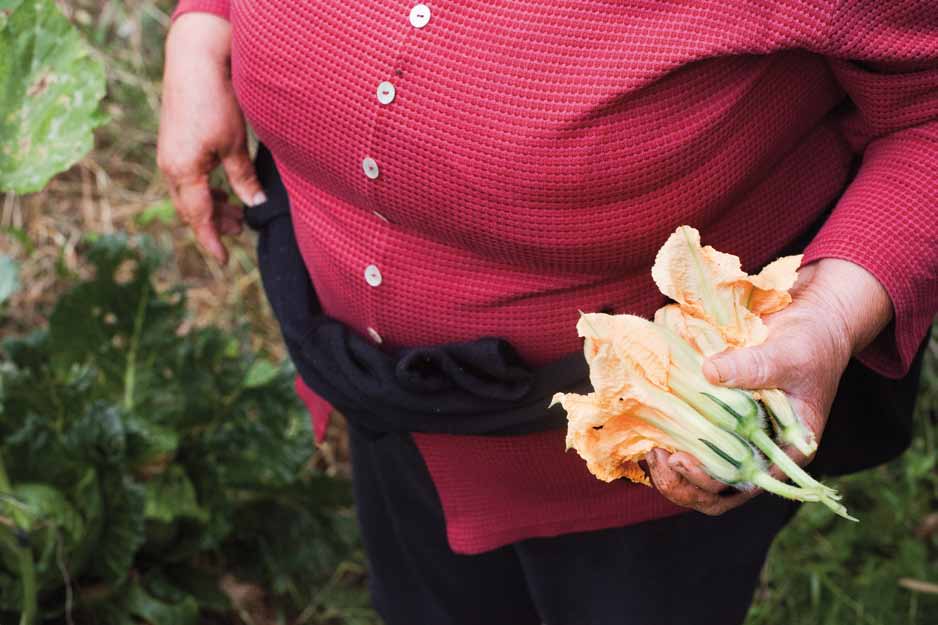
[228,0,852,363]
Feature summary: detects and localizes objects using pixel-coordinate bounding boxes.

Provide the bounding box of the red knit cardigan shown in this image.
[173,0,938,554]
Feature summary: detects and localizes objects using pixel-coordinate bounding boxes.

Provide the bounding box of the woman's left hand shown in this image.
[644,258,894,516]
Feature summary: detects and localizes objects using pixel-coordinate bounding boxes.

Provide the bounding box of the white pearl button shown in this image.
[376,81,396,105]
[409,4,431,28]
[367,327,383,344]
[364,264,383,287]
[362,157,379,179]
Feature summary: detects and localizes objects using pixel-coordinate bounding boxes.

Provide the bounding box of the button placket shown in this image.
[359,4,434,347]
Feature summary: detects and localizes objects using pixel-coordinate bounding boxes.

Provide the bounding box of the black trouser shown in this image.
[349,429,799,625]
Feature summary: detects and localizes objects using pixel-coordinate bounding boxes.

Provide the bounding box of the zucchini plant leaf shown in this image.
[0,0,106,194]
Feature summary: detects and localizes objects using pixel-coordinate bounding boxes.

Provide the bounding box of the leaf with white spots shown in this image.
[0,0,106,194]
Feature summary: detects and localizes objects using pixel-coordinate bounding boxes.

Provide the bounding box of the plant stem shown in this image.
[123,282,149,411]
[760,389,817,456]
[750,472,820,502]
[749,430,838,497]
[0,452,37,625]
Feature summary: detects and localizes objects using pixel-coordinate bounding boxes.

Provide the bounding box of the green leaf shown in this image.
[143,466,208,525]
[7,483,86,590]
[123,576,199,625]
[243,358,279,389]
[0,1,24,30]
[135,199,176,227]
[3,413,77,488]
[0,0,107,193]
[64,402,127,467]
[90,476,145,584]
[0,255,19,305]
[124,415,178,476]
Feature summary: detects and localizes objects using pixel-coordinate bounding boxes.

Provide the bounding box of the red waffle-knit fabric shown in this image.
[173,1,938,554]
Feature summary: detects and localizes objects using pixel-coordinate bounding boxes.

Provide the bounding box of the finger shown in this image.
[667,452,729,495]
[645,449,720,511]
[176,179,228,264]
[221,147,266,206]
[701,489,756,516]
[703,342,787,390]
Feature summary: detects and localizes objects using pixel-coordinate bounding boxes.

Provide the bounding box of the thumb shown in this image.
[222,148,266,206]
[703,344,782,389]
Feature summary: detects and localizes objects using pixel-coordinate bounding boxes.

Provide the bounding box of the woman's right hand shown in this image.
[157,13,264,265]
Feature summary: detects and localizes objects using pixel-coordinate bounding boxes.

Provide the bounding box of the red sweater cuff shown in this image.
[802,130,938,379]
[172,0,230,21]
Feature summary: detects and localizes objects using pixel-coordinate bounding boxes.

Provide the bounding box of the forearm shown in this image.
[172,0,230,22]
[167,13,231,67]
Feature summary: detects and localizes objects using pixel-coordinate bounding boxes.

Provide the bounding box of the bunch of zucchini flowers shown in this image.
[551,226,853,521]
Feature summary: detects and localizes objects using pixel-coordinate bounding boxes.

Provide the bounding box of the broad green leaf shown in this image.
[124,577,199,625]
[125,415,178,476]
[64,402,127,467]
[8,483,86,590]
[3,413,78,488]
[143,466,208,524]
[0,0,106,193]
[0,255,19,304]
[243,358,279,388]
[90,475,145,584]
[0,1,24,30]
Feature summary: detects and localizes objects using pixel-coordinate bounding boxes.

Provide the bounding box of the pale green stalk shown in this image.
[652,323,855,520]
[636,386,821,502]
[760,389,817,457]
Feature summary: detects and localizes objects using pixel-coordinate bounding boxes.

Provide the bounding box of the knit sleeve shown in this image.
[171,0,230,21]
[801,0,938,379]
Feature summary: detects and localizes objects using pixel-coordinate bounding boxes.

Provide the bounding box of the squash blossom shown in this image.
[551,226,855,521]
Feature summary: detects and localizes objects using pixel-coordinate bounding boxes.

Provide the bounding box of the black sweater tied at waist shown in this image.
[245,143,925,475]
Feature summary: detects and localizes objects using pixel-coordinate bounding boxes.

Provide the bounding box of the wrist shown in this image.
[802,258,894,357]
[167,12,231,67]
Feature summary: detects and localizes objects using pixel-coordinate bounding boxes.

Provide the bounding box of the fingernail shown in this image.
[251,191,267,206]
[704,358,731,385]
